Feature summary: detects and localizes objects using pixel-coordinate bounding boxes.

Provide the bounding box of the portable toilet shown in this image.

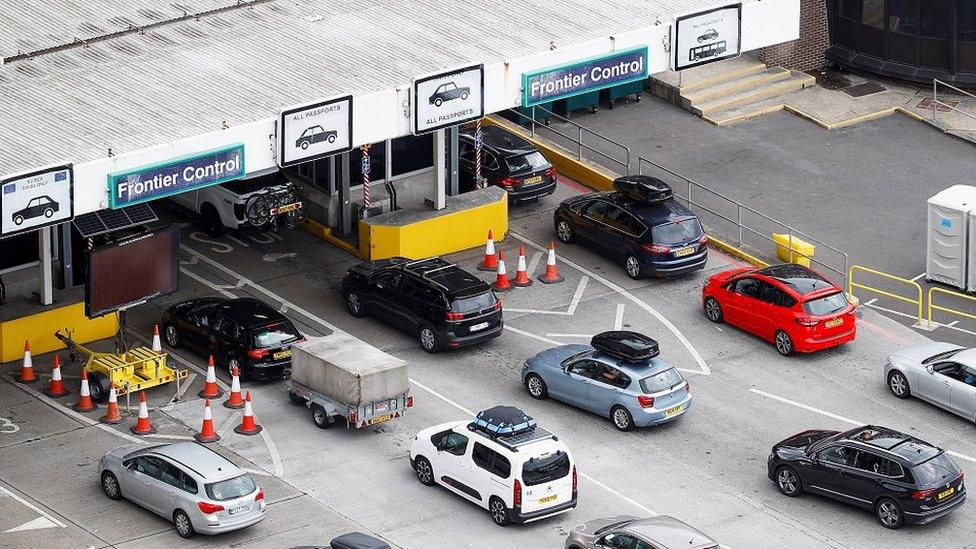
[926,185,976,290]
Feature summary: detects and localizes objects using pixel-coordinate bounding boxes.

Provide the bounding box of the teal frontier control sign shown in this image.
[522,47,648,107]
[108,144,245,208]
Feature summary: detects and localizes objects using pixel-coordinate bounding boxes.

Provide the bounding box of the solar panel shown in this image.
[73,203,157,238]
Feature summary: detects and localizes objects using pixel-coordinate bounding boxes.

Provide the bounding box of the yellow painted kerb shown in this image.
[0,302,119,363]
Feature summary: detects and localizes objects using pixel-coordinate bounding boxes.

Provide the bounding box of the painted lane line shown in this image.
[225,234,251,248]
[504,326,563,347]
[910,273,926,282]
[863,302,976,337]
[614,303,625,331]
[545,333,593,338]
[856,318,918,346]
[750,388,976,464]
[180,267,236,299]
[863,298,878,306]
[258,422,285,476]
[0,484,66,529]
[947,320,960,327]
[512,231,711,376]
[526,251,543,277]
[505,276,589,316]
[218,412,243,436]
[146,434,195,441]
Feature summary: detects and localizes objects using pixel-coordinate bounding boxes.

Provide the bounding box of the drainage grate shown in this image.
[841,81,886,97]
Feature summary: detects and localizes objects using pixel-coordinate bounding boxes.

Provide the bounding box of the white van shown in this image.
[409,418,577,526]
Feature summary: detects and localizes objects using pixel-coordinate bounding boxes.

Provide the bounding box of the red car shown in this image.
[701,264,856,356]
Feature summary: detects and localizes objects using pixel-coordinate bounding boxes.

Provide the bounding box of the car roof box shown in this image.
[613,175,673,204]
[591,330,659,362]
[471,406,537,437]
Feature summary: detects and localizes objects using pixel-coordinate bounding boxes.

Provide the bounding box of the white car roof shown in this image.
[951,348,976,368]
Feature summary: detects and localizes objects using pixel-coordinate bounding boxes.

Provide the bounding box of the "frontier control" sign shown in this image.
[522,47,648,107]
[108,144,246,208]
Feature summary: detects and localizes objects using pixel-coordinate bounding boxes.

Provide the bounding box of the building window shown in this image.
[920,0,952,39]
[862,0,885,28]
[961,1,976,42]
[836,0,860,19]
[887,0,918,34]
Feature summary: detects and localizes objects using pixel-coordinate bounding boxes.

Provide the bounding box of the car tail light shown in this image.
[513,478,522,506]
[795,316,819,327]
[255,489,265,502]
[500,177,520,188]
[197,501,225,514]
[684,381,691,393]
[493,300,503,311]
[641,243,671,254]
[572,465,578,494]
[911,488,936,500]
[406,395,414,408]
[637,395,655,408]
[248,348,270,360]
[349,409,357,424]
[445,311,465,321]
[544,166,557,178]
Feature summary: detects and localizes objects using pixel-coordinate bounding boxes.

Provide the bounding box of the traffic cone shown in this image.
[478,230,498,271]
[72,370,98,412]
[194,399,220,443]
[17,340,37,383]
[513,245,533,287]
[198,356,223,399]
[130,391,157,435]
[223,366,245,409]
[99,383,124,425]
[44,354,70,397]
[234,391,263,436]
[151,324,162,352]
[538,241,565,284]
[491,250,512,292]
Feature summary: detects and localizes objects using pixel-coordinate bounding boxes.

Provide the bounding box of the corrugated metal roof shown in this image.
[0,0,726,175]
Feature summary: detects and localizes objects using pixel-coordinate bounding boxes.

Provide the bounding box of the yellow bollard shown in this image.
[773,233,815,267]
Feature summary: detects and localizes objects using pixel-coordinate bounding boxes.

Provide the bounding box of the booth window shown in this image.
[962,1,976,41]
[887,0,918,34]
[862,0,884,27]
[391,134,433,177]
[921,1,952,39]
[836,0,859,19]
[348,142,387,182]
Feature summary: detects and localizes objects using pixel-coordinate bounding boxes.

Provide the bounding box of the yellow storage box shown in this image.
[773,233,815,267]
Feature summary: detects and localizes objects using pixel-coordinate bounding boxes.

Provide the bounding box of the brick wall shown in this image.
[761,0,830,71]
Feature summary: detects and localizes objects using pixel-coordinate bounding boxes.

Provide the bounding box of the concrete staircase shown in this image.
[649,57,815,124]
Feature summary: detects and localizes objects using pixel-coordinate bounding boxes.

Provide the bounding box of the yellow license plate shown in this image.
[674,247,694,257]
[665,405,684,417]
[525,176,542,185]
[272,202,302,215]
[538,494,557,504]
[273,349,292,360]
[824,318,844,328]
[368,414,392,425]
[938,487,955,500]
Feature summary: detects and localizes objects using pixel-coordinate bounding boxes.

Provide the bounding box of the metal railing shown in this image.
[931,79,976,131]
[928,286,976,329]
[848,265,924,325]
[637,156,850,288]
[504,106,631,174]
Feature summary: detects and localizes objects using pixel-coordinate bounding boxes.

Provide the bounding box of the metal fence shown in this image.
[504,106,631,175]
[931,79,976,131]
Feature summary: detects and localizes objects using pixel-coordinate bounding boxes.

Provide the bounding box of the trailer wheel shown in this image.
[311,405,330,429]
[88,372,110,403]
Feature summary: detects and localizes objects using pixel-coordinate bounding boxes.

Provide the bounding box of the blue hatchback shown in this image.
[521,333,692,431]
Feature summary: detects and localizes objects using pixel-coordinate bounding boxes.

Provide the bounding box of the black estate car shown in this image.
[342,257,503,353]
[162,297,301,381]
[553,175,707,279]
[458,126,557,203]
[768,425,966,529]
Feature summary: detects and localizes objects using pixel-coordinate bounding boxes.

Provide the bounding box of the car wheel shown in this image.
[199,203,224,237]
[774,330,795,356]
[611,406,634,432]
[461,91,469,100]
[414,456,435,486]
[488,496,510,526]
[555,218,574,244]
[327,135,336,143]
[876,498,904,529]
[624,255,643,280]
[88,372,109,403]
[434,98,443,107]
[163,323,180,348]
[13,215,23,225]
[101,471,122,500]
[704,297,724,323]
[887,371,911,399]
[775,466,803,497]
[301,141,309,150]
[525,374,548,400]
[173,509,195,539]
[419,325,440,354]
[311,405,330,429]
[44,208,54,218]
[345,291,366,317]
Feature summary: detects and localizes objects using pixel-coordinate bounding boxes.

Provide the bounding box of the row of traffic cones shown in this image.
[479,231,564,292]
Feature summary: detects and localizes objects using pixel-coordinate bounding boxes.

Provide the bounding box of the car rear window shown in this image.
[912,452,961,486]
[450,292,496,313]
[253,322,300,348]
[802,292,848,316]
[521,450,571,486]
[205,474,256,501]
[651,219,703,246]
[639,368,685,393]
[505,151,549,174]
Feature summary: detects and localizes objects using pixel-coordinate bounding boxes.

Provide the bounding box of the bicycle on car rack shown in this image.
[244,183,306,230]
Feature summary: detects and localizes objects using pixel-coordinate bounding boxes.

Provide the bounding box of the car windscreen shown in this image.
[912,452,961,486]
[505,151,549,174]
[802,292,848,316]
[639,368,684,394]
[450,292,496,313]
[253,322,301,348]
[651,219,703,246]
[205,474,256,501]
[521,450,571,486]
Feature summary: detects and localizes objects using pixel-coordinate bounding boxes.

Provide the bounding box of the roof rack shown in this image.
[467,423,557,452]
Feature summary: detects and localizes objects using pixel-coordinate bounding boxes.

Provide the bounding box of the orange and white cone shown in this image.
[194,399,220,443]
[223,366,245,409]
[130,391,157,435]
[17,340,37,383]
[234,391,263,436]
[44,354,70,397]
[491,250,512,292]
[72,370,98,412]
[478,230,498,271]
[151,324,162,353]
[513,245,533,287]
[538,241,565,284]
[99,383,124,425]
[198,356,223,399]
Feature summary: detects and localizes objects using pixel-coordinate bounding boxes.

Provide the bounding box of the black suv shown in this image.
[458,126,557,203]
[342,257,503,353]
[768,425,966,529]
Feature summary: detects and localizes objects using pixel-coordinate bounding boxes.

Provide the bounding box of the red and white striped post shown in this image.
[361,143,372,216]
[474,119,485,189]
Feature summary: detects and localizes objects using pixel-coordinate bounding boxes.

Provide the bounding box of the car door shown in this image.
[470,442,510,507]
[807,444,857,502]
[724,277,763,330]
[602,206,639,261]
[947,364,976,419]
[587,363,630,416]
[917,361,957,409]
[364,271,401,320]
[559,359,599,409]
[149,460,187,516]
[756,282,790,341]
[841,451,907,510]
[396,277,430,333]
[576,200,610,249]
[124,456,167,512]
[210,315,240,363]
[598,532,638,549]
[437,433,480,502]
[183,309,214,352]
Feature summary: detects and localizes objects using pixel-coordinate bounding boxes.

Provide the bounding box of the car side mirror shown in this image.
[926,365,935,374]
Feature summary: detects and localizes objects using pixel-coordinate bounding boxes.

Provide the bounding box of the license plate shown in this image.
[665,405,684,417]
[525,176,543,185]
[824,318,844,328]
[270,201,302,216]
[674,247,694,257]
[228,504,250,515]
[375,401,389,413]
[273,349,292,360]
[368,413,392,425]
[538,494,557,504]
[938,487,956,500]
[470,322,489,332]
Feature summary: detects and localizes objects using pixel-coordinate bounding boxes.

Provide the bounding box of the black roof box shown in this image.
[591,331,659,362]
[613,175,673,204]
[471,406,537,437]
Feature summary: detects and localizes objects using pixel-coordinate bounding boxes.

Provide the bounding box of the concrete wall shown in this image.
[761,0,829,71]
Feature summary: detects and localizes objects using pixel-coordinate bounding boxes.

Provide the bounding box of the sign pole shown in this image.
[361,144,372,217]
[475,119,485,189]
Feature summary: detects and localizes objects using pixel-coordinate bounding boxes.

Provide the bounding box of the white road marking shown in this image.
[225,234,251,248]
[259,425,285,477]
[545,333,592,338]
[513,232,711,376]
[750,388,976,464]
[4,516,61,533]
[145,434,195,441]
[864,298,877,306]
[218,412,243,435]
[910,273,926,282]
[504,326,563,346]
[526,251,543,277]
[863,302,976,336]
[505,276,589,315]
[180,267,236,299]
[0,485,65,529]
[614,303,625,331]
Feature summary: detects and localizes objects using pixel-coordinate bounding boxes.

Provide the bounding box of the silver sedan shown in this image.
[886,342,976,422]
[565,515,725,549]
